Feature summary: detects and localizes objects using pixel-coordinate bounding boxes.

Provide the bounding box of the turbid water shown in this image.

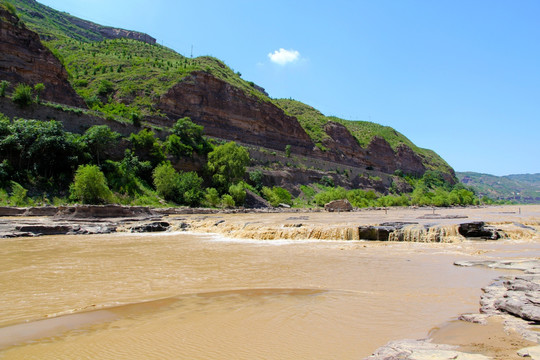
[0,230,539,359]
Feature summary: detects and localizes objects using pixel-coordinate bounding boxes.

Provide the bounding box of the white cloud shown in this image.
[268,48,300,65]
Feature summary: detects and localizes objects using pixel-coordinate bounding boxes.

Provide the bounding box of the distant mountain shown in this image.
[457,172,540,204]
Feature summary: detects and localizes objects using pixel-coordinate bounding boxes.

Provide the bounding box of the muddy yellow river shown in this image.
[0,231,538,359]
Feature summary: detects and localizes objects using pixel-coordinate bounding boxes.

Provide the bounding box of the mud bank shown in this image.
[1,205,539,243]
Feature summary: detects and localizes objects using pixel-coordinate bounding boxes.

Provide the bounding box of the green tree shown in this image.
[207,142,250,192]
[152,162,178,201]
[177,171,204,206]
[129,128,166,167]
[33,83,45,103]
[0,80,10,97]
[82,125,120,165]
[12,84,33,107]
[70,165,112,204]
[164,117,209,157]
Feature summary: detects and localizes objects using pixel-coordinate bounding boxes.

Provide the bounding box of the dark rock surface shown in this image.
[0,7,86,107]
[458,222,500,240]
[244,189,271,209]
[130,222,170,233]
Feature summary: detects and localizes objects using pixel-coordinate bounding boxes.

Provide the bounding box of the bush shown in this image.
[33,83,45,103]
[152,162,204,206]
[262,186,292,207]
[249,170,263,192]
[228,183,246,206]
[97,80,114,96]
[70,165,112,204]
[204,188,220,207]
[9,181,30,206]
[12,84,33,107]
[221,194,235,208]
[314,186,347,206]
[0,80,10,97]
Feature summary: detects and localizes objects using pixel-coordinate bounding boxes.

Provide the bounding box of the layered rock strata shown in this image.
[0,7,85,107]
[157,72,430,177]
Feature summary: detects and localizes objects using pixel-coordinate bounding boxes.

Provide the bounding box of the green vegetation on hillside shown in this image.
[457,172,540,204]
[0,111,254,207]
[275,98,453,174]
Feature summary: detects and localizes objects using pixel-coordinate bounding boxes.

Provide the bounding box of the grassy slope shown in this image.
[275,99,453,174]
[457,172,540,202]
[8,0,454,177]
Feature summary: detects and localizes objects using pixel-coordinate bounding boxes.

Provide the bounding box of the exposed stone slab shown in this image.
[365,339,491,360]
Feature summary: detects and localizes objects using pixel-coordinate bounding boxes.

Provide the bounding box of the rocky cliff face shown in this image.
[157,71,315,156]
[0,7,86,107]
[158,72,428,177]
[67,16,156,44]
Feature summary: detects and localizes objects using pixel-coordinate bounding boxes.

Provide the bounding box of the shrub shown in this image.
[0,80,10,97]
[262,186,292,207]
[12,84,33,107]
[204,188,220,207]
[285,144,292,158]
[314,186,347,206]
[221,194,235,208]
[97,80,114,96]
[33,83,45,103]
[9,181,29,207]
[70,165,112,204]
[228,183,246,206]
[249,170,263,192]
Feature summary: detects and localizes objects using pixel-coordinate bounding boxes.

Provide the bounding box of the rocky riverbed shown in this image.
[1,205,539,243]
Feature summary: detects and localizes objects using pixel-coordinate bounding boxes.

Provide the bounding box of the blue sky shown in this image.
[39,0,540,176]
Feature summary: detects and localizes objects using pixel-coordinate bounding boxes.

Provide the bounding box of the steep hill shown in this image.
[2,0,457,186]
[0,3,85,107]
[8,0,155,43]
[457,172,540,203]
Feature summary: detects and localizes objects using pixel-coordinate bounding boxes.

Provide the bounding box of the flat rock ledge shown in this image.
[365,339,491,360]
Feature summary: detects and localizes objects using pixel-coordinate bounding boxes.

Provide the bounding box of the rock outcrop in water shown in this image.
[0,6,86,107]
[455,259,540,343]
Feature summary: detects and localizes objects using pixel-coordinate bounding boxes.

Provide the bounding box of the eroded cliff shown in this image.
[0,6,85,107]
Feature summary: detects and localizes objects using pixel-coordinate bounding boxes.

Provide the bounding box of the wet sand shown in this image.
[0,205,538,359]
[430,318,537,360]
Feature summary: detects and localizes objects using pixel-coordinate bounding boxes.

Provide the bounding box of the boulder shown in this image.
[244,190,271,209]
[324,199,353,212]
[458,222,500,240]
[130,222,170,233]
